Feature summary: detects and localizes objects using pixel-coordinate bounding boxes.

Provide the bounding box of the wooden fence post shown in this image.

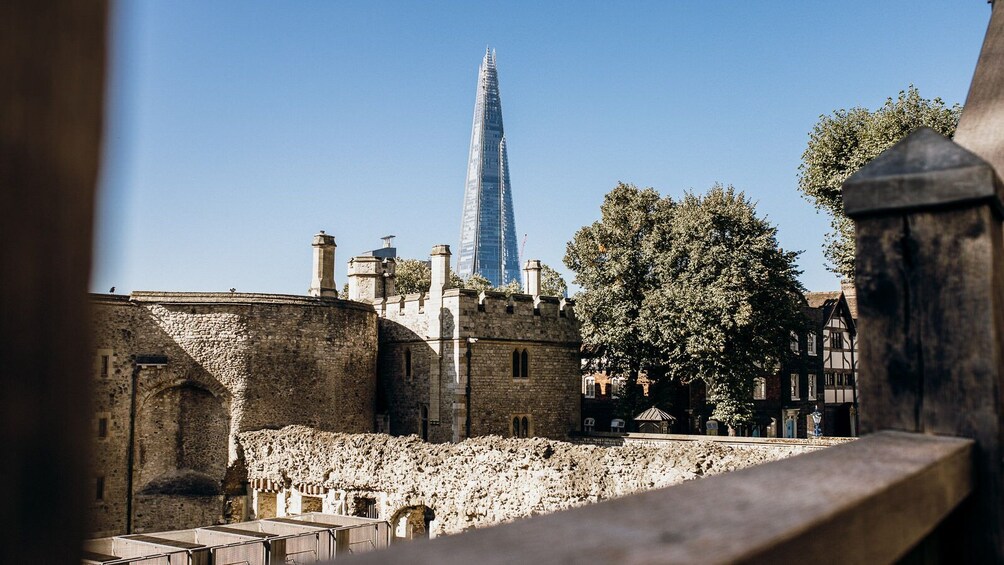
[844,127,1004,561]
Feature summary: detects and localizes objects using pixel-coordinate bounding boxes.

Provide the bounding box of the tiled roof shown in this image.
[804,291,840,309]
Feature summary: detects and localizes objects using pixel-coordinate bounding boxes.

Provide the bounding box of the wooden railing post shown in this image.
[844,128,1004,561]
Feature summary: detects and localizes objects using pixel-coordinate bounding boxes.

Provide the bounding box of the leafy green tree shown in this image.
[798,86,961,279]
[462,273,493,293]
[565,183,805,428]
[539,263,568,297]
[564,183,669,419]
[393,258,464,294]
[393,258,432,294]
[643,185,806,428]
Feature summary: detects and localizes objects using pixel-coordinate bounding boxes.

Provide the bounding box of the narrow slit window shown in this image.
[520,350,528,379]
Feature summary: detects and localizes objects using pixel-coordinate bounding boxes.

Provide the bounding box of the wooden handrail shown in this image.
[345,432,971,564]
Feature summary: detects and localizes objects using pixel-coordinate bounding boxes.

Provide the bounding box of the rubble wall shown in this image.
[240,426,814,536]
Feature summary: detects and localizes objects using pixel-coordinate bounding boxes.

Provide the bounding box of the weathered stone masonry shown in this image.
[89,292,377,536]
[240,426,814,536]
[369,247,581,444]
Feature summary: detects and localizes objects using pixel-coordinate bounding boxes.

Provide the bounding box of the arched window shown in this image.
[512,417,520,437]
[404,349,412,379]
[520,349,528,379]
[512,350,520,379]
[753,377,766,400]
[521,416,529,438]
[582,376,596,398]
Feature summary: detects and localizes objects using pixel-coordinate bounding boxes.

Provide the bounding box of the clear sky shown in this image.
[94,1,991,296]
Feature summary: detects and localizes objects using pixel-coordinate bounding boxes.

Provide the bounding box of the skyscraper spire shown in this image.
[457,48,521,286]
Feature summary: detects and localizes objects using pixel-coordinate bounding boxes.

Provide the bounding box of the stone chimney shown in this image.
[429,244,451,296]
[308,231,337,298]
[523,259,541,296]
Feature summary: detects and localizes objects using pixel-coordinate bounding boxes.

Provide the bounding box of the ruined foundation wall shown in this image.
[240,426,814,536]
[89,293,378,536]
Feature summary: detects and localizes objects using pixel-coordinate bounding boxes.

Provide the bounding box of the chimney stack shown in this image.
[523,259,541,296]
[430,245,451,296]
[308,231,337,298]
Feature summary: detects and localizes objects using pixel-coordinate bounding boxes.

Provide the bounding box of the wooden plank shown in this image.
[346,432,971,565]
[0,1,107,564]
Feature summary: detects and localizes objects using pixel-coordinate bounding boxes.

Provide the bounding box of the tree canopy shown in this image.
[565,183,806,427]
[798,86,961,279]
[391,257,565,297]
[539,263,568,297]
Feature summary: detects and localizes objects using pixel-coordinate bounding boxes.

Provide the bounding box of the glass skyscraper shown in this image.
[457,48,521,287]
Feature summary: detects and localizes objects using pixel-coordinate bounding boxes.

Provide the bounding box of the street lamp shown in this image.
[811,406,822,439]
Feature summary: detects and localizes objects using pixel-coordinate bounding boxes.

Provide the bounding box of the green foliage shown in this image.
[394,258,432,294]
[565,183,806,428]
[463,273,493,293]
[798,86,961,279]
[539,263,568,297]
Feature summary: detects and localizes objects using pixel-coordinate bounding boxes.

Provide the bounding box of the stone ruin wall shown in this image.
[240,426,815,536]
[89,293,378,536]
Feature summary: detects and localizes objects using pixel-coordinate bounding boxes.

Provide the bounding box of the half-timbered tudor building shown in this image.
[806,290,859,437]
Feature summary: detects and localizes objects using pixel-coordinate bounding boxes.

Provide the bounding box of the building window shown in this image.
[513,349,529,379]
[511,415,531,438]
[583,376,596,398]
[610,377,625,399]
[95,476,105,501]
[807,333,817,356]
[807,374,816,400]
[611,419,626,432]
[95,349,112,379]
[404,349,412,379]
[98,417,108,438]
[790,374,800,400]
[790,331,799,353]
[753,377,766,400]
[583,417,595,432]
[831,331,845,350]
[825,372,835,387]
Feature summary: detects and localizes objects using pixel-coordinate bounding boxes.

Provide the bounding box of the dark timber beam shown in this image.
[844,132,1004,561]
[0,1,108,562]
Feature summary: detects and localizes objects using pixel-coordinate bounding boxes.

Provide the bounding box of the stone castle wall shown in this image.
[376,288,580,442]
[240,426,815,536]
[89,293,378,536]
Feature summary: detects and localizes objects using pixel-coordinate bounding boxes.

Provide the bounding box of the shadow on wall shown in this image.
[377,314,442,441]
[136,383,228,495]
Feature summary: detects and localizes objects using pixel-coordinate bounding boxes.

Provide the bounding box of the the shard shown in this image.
[457,48,521,286]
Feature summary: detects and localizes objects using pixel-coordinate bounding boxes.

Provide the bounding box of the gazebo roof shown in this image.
[634,406,675,422]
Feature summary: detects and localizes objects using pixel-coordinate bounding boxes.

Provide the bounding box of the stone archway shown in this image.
[390,505,435,541]
[137,382,228,494]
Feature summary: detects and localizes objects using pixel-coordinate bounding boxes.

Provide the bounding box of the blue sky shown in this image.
[94,2,991,295]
